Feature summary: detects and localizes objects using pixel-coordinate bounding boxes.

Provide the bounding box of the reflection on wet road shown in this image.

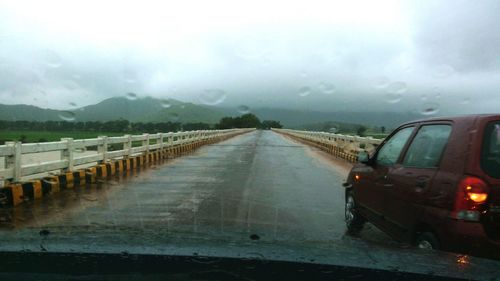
[1,130,392,245]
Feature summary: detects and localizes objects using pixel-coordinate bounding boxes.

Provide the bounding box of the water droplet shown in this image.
[461,98,470,104]
[180,105,186,109]
[373,76,390,89]
[385,93,402,104]
[298,86,311,97]
[108,180,119,186]
[125,92,138,100]
[63,80,78,90]
[43,50,62,68]
[69,102,77,107]
[237,105,250,114]
[199,89,227,106]
[58,111,76,121]
[318,82,336,95]
[169,113,179,122]
[300,71,308,78]
[250,234,260,240]
[160,99,171,108]
[74,147,86,153]
[386,81,407,94]
[123,69,137,84]
[420,94,428,101]
[42,178,58,185]
[432,65,455,79]
[419,103,440,116]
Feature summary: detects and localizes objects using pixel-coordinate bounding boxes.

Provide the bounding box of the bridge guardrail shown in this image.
[272,128,383,163]
[0,129,254,187]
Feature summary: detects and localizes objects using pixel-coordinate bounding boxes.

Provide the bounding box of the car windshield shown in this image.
[1,0,500,279]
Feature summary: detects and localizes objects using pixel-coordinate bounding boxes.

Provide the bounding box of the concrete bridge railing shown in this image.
[0,128,253,187]
[273,128,383,163]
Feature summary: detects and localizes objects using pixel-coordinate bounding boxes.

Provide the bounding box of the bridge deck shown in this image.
[1,130,499,279]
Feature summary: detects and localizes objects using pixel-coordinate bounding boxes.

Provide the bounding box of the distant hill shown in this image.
[0,97,226,124]
[243,108,424,128]
[0,104,62,121]
[0,97,424,128]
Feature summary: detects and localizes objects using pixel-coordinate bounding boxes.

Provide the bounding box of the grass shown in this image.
[0,130,132,143]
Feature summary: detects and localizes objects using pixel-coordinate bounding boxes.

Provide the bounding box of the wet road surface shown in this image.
[2,130,500,280]
[2,130,391,243]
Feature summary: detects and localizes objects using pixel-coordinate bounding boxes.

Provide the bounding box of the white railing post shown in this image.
[61,138,74,172]
[168,133,173,146]
[123,134,132,157]
[5,141,21,182]
[142,133,150,154]
[97,136,108,163]
[158,132,164,150]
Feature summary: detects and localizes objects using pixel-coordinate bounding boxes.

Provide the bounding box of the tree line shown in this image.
[0,114,282,132]
[215,114,282,129]
[0,120,209,133]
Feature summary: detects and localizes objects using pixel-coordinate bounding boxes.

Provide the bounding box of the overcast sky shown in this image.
[0,0,499,116]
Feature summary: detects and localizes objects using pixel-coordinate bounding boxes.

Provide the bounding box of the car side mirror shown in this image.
[358,151,370,164]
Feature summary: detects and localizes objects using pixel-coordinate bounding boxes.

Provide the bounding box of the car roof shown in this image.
[399,114,500,127]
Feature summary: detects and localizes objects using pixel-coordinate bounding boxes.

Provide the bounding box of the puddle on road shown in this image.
[0,153,194,230]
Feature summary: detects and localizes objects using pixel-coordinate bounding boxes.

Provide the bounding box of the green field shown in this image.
[0,130,131,143]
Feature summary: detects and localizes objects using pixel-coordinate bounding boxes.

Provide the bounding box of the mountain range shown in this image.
[0,97,424,128]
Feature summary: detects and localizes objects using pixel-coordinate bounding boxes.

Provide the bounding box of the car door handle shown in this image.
[377,175,388,180]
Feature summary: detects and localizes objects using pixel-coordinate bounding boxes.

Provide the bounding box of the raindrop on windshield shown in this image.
[160,99,171,108]
[125,92,138,100]
[386,81,407,94]
[385,93,402,104]
[419,103,440,116]
[461,98,470,104]
[64,80,78,90]
[43,50,62,68]
[432,65,455,79]
[69,102,77,107]
[169,113,180,122]
[373,76,390,89]
[58,111,76,121]
[318,82,336,95]
[237,105,250,114]
[298,86,311,97]
[123,69,137,84]
[420,94,428,101]
[74,147,86,153]
[199,89,227,106]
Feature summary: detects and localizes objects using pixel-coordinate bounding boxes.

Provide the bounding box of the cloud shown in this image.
[0,0,498,116]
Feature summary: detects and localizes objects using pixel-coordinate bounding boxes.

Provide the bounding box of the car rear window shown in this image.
[481,121,500,178]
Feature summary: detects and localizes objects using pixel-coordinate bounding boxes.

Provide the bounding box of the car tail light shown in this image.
[451,176,489,221]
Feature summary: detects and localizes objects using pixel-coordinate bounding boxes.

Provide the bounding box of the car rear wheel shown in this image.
[415,232,440,250]
[345,192,365,235]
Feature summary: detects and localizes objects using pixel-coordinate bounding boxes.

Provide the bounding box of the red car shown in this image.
[344,114,500,259]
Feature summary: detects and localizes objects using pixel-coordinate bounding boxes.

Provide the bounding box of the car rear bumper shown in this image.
[441,219,500,259]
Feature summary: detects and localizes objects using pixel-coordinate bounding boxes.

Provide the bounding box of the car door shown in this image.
[354,126,415,224]
[385,124,452,240]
